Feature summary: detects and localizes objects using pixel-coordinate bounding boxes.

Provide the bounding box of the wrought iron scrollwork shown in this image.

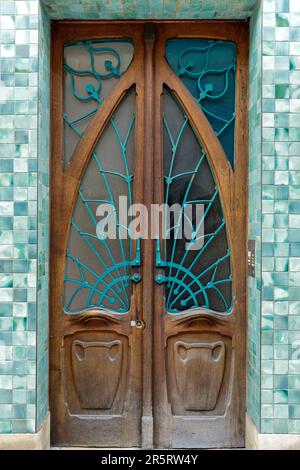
[64,40,124,106]
[63,39,134,166]
[64,89,139,314]
[166,38,236,167]
[156,89,232,314]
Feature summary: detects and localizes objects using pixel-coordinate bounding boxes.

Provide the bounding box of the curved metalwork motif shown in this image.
[64,89,140,314]
[166,38,236,167]
[63,39,134,167]
[155,89,232,314]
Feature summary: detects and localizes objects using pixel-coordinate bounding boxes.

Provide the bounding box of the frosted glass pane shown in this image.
[64,88,136,314]
[162,88,232,314]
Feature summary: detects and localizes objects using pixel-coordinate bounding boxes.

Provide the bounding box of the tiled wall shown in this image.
[0,0,40,434]
[41,0,257,20]
[247,0,300,435]
[36,3,49,431]
[260,0,300,434]
[248,0,263,430]
[0,0,50,434]
[0,0,300,437]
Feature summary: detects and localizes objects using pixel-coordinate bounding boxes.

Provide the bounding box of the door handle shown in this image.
[154,238,167,284]
[130,238,144,329]
[129,237,142,283]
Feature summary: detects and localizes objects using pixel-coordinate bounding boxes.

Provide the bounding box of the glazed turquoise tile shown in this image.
[262,389,274,404]
[289,161,300,172]
[275,330,289,344]
[289,405,300,418]
[275,83,289,99]
[276,0,289,13]
[264,84,275,98]
[290,43,300,57]
[263,215,275,229]
[0,421,12,433]
[290,243,300,256]
[264,156,276,170]
[289,301,300,314]
[290,229,300,242]
[289,317,300,329]
[276,13,289,26]
[274,257,289,271]
[263,300,275,314]
[290,13,300,26]
[273,272,289,285]
[275,113,289,127]
[263,99,276,113]
[289,360,300,374]
[261,417,275,432]
[290,186,300,199]
[263,41,276,56]
[275,70,290,84]
[274,419,289,432]
[274,404,289,418]
[289,375,300,388]
[276,99,290,112]
[290,70,300,84]
[289,287,300,301]
[275,27,290,41]
[275,345,289,360]
[0,405,12,419]
[261,404,274,418]
[274,374,288,388]
[290,209,300,225]
[274,360,289,374]
[289,391,300,404]
[275,213,288,226]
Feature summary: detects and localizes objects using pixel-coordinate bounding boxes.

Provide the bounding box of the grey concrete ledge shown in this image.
[0,413,50,450]
[246,414,300,450]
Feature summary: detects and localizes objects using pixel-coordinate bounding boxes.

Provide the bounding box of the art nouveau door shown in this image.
[50,22,248,448]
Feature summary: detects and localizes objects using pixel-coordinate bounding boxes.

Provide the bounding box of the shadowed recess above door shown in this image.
[41,1,258,20]
[166,39,236,167]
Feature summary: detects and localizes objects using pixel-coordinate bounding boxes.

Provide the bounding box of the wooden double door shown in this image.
[50,21,248,448]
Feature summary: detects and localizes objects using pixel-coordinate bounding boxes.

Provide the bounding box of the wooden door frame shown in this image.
[50,22,147,446]
[50,20,248,448]
[153,22,248,447]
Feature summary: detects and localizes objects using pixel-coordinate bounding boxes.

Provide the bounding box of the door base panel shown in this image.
[171,416,244,449]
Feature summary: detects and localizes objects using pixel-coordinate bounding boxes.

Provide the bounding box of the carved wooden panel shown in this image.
[174,340,225,411]
[72,339,122,410]
[166,332,232,416]
[64,330,128,415]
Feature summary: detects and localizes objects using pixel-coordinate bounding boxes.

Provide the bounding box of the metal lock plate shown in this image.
[130,319,146,330]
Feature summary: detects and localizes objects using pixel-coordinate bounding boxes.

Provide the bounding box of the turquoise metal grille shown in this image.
[63,39,134,166]
[155,89,232,314]
[166,38,236,167]
[64,89,140,314]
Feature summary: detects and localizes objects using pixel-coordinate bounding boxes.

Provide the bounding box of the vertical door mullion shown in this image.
[140,23,156,449]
